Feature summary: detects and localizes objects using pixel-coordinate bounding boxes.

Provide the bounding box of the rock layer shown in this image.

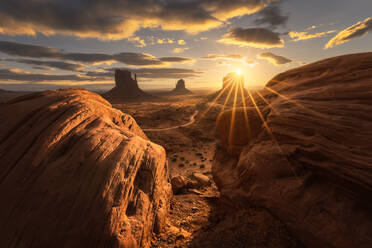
[0,89,171,247]
[214,53,372,248]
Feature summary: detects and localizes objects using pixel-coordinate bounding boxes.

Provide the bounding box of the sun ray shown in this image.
[228,77,239,146]
[247,90,300,178]
[238,77,250,135]
[256,91,283,118]
[199,79,235,120]
[221,79,236,112]
[264,86,327,118]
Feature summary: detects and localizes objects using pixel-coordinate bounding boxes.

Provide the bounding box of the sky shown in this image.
[0,0,371,92]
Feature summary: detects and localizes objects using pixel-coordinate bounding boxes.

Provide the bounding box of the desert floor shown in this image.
[110,91,303,248]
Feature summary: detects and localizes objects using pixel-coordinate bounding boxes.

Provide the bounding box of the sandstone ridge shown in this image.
[214,53,372,248]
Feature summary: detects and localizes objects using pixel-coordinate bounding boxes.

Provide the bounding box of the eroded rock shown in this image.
[213,53,372,248]
[0,89,171,247]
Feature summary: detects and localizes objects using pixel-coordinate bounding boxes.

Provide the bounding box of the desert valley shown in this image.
[0,0,372,247]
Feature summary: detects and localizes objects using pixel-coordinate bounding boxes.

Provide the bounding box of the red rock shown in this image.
[0,89,171,247]
[214,53,372,248]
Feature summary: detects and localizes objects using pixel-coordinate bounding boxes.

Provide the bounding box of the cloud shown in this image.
[157,38,174,44]
[159,57,194,63]
[172,47,189,54]
[178,40,186,45]
[202,54,244,60]
[128,36,146,47]
[218,27,284,48]
[0,40,61,58]
[61,53,114,64]
[254,2,288,28]
[88,67,202,79]
[0,40,193,67]
[0,0,273,40]
[0,68,88,82]
[257,52,291,65]
[289,30,336,41]
[325,17,372,49]
[3,58,85,71]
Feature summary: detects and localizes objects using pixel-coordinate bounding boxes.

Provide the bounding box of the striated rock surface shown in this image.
[104,69,151,98]
[170,79,192,95]
[0,89,171,247]
[214,53,372,248]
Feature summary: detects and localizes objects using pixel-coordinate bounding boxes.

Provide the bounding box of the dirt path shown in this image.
[143,110,198,132]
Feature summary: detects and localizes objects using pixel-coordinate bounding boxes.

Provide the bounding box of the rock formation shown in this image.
[104,69,151,98]
[0,89,171,247]
[213,53,372,248]
[207,72,247,105]
[170,79,193,95]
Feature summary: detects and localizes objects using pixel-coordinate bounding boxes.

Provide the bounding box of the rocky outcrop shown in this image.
[170,79,192,95]
[214,53,372,248]
[0,89,171,247]
[104,69,151,98]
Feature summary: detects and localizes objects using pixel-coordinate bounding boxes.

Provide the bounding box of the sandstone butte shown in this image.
[104,69,152,98]
[169,79,193,95]
[0,89,171,247]
[214,52,372,248]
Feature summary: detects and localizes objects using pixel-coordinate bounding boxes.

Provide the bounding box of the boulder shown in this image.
[104,69,152,98]
[171,175,187,194]
[213,53,372,248]
[192,173,211,187]
[0,89,171,247]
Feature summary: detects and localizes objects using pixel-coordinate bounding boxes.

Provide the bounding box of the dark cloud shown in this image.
[0,68,87,82]
[254,2,288,28]
[257,52,291,65]
[113,53,162,66]
[0,40,61,58]
[218,27,284,48]
[0,40,193,67]
[325,17,372,49]
[159,57,194,63]
[0,0,273,39]
[62,53,113,64]
[4,58,85,71]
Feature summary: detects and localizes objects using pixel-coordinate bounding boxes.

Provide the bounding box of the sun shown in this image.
[235,68,242,75]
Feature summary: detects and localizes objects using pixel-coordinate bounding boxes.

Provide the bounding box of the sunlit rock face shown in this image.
[104,69,151,98]
[213,53,372,248]
[0,89,171,247]
[170,79,192,95]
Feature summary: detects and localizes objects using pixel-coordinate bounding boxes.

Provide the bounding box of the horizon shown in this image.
[0,0,371,92]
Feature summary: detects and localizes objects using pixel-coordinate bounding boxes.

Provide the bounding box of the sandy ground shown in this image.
[111,92,303,248]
